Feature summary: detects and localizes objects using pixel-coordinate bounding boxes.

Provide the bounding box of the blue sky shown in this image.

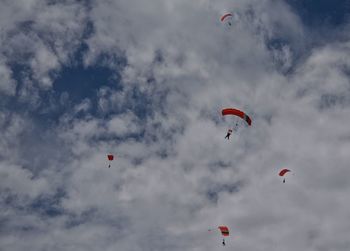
[286,0,350,26]
[1,1,350,250]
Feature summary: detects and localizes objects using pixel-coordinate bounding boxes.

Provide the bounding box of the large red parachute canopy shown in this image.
[279,168,290,177]
[222,108,252,126]
[220,13,233,22]
[218,226,230,236]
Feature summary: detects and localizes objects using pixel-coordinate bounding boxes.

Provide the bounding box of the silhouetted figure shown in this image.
[225,129,233,140]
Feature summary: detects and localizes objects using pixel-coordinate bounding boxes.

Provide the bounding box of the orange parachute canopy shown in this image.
[218,226,229,236]
[279,168,290,177]
[220,13,233,22]
[222,108,252,126]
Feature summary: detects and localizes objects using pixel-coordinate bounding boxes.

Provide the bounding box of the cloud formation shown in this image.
[1,0,350,250]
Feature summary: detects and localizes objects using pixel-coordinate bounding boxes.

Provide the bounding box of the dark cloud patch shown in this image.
[30,189,66,218]
[206,181,243,204]
[64,208,98,229]
[318,94,348,110]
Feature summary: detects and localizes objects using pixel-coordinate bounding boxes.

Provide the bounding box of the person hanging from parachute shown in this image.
[208,226,230,246]
[222,108,252,140]
[107,154,114,168]
[279,168,291,183]
[225,129,233,139]
[219,226,229,246]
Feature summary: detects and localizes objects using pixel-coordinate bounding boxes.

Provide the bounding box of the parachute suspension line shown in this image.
[234,122,239,131]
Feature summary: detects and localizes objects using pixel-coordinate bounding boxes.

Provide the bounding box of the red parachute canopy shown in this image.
[107,154,114,161]
[218,226,229,236]
[220,13,233,22]
[279,168,290,177]
[222,108,252,126]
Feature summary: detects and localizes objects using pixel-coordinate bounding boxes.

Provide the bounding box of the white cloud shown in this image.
[0,62,16,95]
[1,1,350,251]
[0,163,49,198]
[0,0,88,92]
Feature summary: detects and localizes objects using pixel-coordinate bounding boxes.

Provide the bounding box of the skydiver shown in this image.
[283,178,285,183]
[225,129,233,140]
[222,239,226,246]
[108,164,111,168]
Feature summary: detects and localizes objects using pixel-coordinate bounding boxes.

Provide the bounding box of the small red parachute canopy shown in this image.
[107,154,115,168]
[279,168,290,177]
[218,226,229,236]
[222,108,252,126]
[220,13,233,22]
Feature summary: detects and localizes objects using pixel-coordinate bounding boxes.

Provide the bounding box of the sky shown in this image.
[1,0,350,250]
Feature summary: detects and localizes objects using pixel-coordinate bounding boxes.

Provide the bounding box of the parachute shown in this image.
[222,108,252,126]
[218,226,229,236]
[209,226,230,246]
[221,108,251,139]
[279,168,290,176]
[107,154,114,168]
[279,168,291,183]
[221,13,233,26]
[219,226,229,246]
[221,13,232,22]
